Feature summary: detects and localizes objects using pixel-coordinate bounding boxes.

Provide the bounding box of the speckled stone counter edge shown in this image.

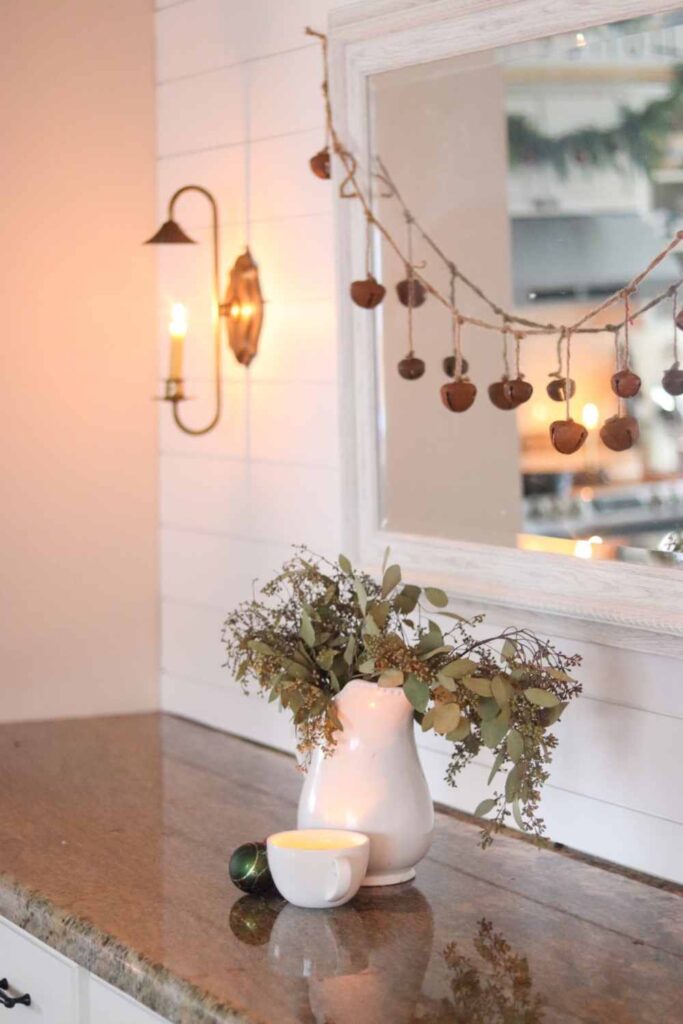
[0,871,246,1024]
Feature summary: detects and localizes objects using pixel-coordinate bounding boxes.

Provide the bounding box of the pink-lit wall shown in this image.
[1,0,159,720]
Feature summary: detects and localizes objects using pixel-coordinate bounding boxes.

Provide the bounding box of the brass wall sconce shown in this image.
[145,184,264,436]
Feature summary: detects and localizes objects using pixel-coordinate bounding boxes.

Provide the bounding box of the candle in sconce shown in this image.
[168,302,187,380]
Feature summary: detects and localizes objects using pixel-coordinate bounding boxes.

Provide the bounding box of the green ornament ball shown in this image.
[229,841,274,895]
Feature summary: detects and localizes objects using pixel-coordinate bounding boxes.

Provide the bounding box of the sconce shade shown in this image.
[221,248,264,367]
[144,218,197,245]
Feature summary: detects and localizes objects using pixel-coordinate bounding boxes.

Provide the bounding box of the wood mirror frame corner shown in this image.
[329,0,683,658]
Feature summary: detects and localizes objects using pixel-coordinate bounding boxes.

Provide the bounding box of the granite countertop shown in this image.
[0,714,682,1023]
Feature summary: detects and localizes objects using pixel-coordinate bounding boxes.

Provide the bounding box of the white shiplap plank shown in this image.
[250,214,335,303]
[420,746,683,885]
[157,63,245,157]
[249,379,339,466]
[249,133,333,221]
[249,46,325,139]
[161,455,342,548]
[162,672,297,753]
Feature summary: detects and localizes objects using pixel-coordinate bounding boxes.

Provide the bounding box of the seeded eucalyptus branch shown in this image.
[222,546,581,847]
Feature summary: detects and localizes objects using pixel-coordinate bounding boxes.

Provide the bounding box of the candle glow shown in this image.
[168,302,187,380]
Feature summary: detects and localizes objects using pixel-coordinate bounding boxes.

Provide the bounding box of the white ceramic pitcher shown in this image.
[297,679,434,885]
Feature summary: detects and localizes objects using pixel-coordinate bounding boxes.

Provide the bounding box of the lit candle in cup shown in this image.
[168,302,187,380]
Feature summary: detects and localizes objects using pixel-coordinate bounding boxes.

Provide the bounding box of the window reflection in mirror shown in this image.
[369,12,683,563]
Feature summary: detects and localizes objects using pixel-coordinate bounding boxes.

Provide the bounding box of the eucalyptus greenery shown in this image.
[508,64,683,176]
[223,548,581,847]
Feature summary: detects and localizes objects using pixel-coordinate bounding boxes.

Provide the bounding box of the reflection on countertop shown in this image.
[0,714,682,1023]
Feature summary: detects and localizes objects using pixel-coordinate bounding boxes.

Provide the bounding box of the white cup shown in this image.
[267,829,369,909]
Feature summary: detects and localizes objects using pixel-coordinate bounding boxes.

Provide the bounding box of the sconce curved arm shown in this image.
[168,185,222,436]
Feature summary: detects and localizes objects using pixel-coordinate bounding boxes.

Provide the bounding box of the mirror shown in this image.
[369,11,683,564]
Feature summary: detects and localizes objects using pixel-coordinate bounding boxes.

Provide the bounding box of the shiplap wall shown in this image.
[156,0,683,883]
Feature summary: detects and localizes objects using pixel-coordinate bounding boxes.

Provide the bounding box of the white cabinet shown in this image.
[0,916,170,1023]
[0,917,77,1022]
[87,976,167,1023]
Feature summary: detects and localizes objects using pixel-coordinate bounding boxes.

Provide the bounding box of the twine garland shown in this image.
[306,26,683,346]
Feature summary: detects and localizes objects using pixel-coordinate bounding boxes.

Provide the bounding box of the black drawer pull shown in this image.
[0,979,31,1009]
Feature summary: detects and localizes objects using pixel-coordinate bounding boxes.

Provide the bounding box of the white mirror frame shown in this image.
[330,0,683,658]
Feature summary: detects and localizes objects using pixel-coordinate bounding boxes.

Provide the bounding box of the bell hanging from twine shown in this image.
[440,379,476,412]
[599,415,639,452]
[350,275,386,309]
[549,419,588,455]
[547,376,575,402]
[396,277,427,308]
[488,378,518,410]
[309,147,331,180]
[611,368,641,399]
[398,354,425,380]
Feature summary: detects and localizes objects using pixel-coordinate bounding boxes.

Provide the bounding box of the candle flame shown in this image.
[169,302,188,338]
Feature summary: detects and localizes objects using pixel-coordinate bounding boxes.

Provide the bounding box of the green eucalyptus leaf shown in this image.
[436,674,457,692]
[378,668,404,688]
[478,697,500,721]
[358,659,375,675]
[284,660,311,680]
[316,648,335,671]
[487,748,506,785]
[507,728,524,763]
[524,687,560,708]
[512,799,525,831]
[382,564,402,597]
[338,554,353,575]
[300,609,315,647]
[491,675,511,707]
[381,546,391,574]
[501,639,518,662]
[505,764,521,803]
[440,659,478,679]
[343,636,356,666]
[393,584,420,615]
[446,717,471,741]
[481,711,509,749]
[248,640,274,655]
[433,702,461,735]
[363,614,380,637]
[463,676,493,697]
[329,671,340,693]
[548,668,575,682]
[370,600,391,629]
[420,645,452,661]
[354,579,368,614]
[403,675,430,713]
[540,701,568,726]
[421,706,437,732]
[424,586,448,608]
[474,798,497,818]
[416,625,444,655]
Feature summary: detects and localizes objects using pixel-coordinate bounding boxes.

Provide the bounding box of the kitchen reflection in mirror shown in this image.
[370,12,683,563]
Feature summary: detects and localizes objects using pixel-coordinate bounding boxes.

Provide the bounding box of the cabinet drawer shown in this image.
[88,975,167,1023]
[0,915,77,1023]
